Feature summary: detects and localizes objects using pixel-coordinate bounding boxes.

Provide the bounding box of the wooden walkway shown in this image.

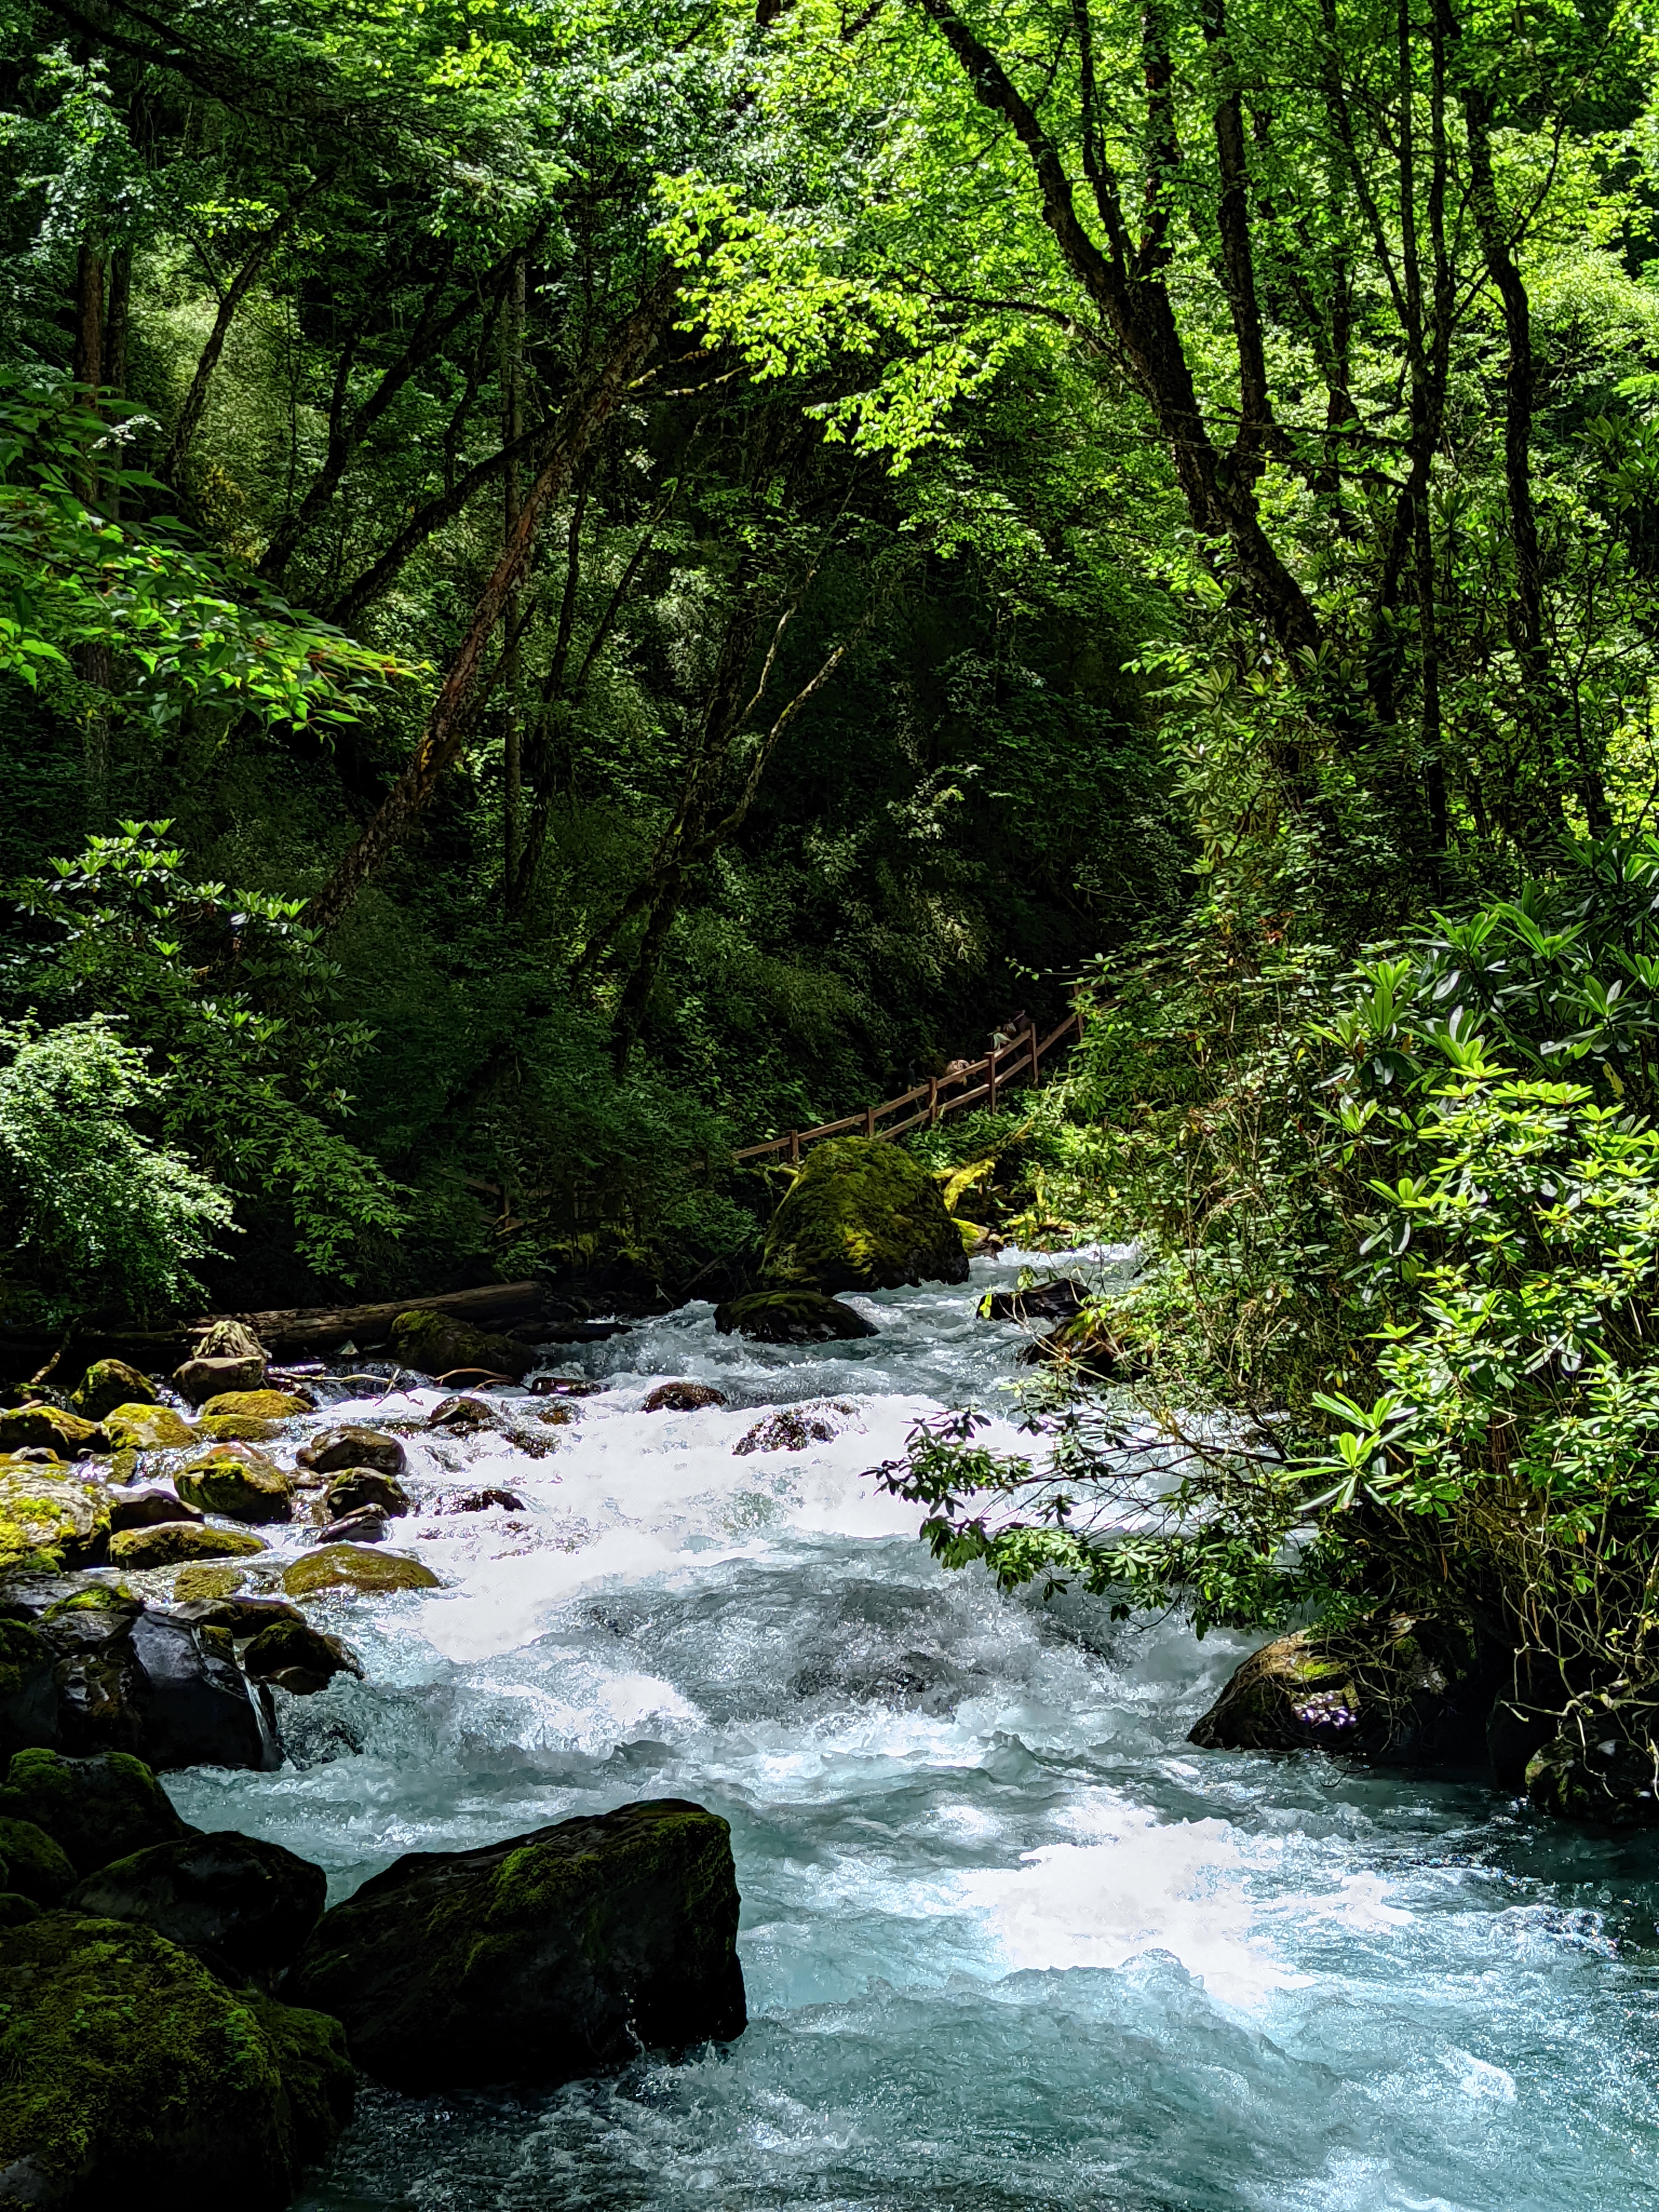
[734,1010,1084,1168]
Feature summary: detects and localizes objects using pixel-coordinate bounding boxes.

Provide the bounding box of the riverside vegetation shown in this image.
[7,0,1659,2186]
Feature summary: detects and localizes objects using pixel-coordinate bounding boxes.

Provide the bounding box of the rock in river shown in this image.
[296,1425,407,1480]
[288,1797,746,2091]
[714,1288,877,1344]
[0,1746,189,1872]
[759,1135,969,1295]
[69,1359,158,1424]
[68,1830,327,1980]
[1525,1688,1659,1825]
[109,1520,267,1571]
[390,1306,535,1380]
[101,1401,198,1452]
[174,1445,295,1524]
[282,1545,441,1597]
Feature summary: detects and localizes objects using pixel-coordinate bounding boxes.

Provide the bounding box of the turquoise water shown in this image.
[166,1255,1659,2211]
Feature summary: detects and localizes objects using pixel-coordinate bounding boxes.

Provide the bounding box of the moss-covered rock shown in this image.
[200,1390,312,1421]
[0,1911,350,2206]
[41,1584,139,1623]
[1524,1689,1659,1825]
[1189,1614,1491,1764]
[426,1392,497,1431]
[760,1137,970,1295]
[390,1307,535,1380]
[0,1465,111,1574]
[714,1288,878,1343]
[172,1562,252,1604]
[70,1360,158,1424]
[282,1545,441,1597]
[192,1413,281,1442]
[0,1618,58,1755]
[288,1797,745,2091]
[318,1468,409,1520]
[0,1814,75,1905]
[0,1746,188,1873]
[67,1830,327,1979]
[247,1991,356,2166]
[0,1404,108,1457]
[175,1446,295,1524]
[102,1401,199,1451]
[173,1326,266,1406]
[109,1521,269,1570]
[0,1890,40,1927]
[296,1425,407,1479]
[642,1381,727,1412]
[241,1618,363,1695]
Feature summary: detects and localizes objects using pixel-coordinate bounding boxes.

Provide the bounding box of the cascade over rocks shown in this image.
[287,1797,746,2091]
[68,1830,327,1980]
[760,1136,969,1295]
[715,1288,877,1343]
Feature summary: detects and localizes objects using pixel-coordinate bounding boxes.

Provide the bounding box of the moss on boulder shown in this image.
[193,1413,281,1442]
[282,1545,441,1597]
[0,1404,108,1457]
[109,1521,269,1570]
[67,1830,327,1979]
[172,1562,251,1604]
[0,1911,351,2207]
[70,1360,158,1424]
[288,1796,745,2091]
[760,1137,970,1295]
[199,1390,311,1421]
[102,1402,198,1451]
[0,1465,111,1574]
[1189,1614,1490,1763]
[0,1815,75,1905]
[0,1746,188,1873]
[175,1446,295,1523]
[714,1288,878,1343]
[390,1307,535,1380]
[0,1618,59,1759]
[296,1425,407,1479]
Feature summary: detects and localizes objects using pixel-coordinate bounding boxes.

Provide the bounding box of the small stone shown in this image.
[733,1407,840,1456]
[643,1382,727,1413]
[282,1546,442,1597]
[296,1426,407,1479]
[241,1619,362,1694]
[169,1594,304,1636]
[108,1484,203,1532]
[102,1402,198,1451]
[445,1487,525,1514]
[427,1394,496,1432]
[311,1507,388,1545]
[528,1376,602,1398]
[69,1359,158,1423]
[109,1522,269,1570]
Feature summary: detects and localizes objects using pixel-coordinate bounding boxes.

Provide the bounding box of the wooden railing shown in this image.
[732,1009,1084,1168]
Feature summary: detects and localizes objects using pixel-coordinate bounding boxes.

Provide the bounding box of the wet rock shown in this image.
[390,1307,535,1381]
[69,1359,158,1423]
[643,1382,727,1413]
[444,1486,525,1513]
[34,1603,279,1772]
[319,1468,409,1520]
[172,1562,253,1604]
[0,1815,75,1905]
[175,1445,295,1523]
[1188,1614,1492,1764]
[534,1403,574,1426]
[0,1911,352,2206]
[427,1393,496,1432]
[1525,1689,1659,1825]
[311,1506,388,1545]
[528,1376,603,1398]
[173,1350,266,1405]
[200,1388,314,1421]
[110,1520,268,1570]
[760,1135,969,1295]
[288,1797,746,2091]
[0,1619,58,1756]
[0,1747,189,1872]
[68,1830,327,1979]
[108,1483,203,1532]
[1016,1310,1149,1379]
[0,1403,108,1457]
[296,1425,407,1480]
[282,1545,442,1597]
[979,1277,1089,1325]
[241,1619,362,1696]
[102,1401,198,1450]
[714,1289,877,1344]
[192,1412,281,1442]
[0,1464,110,1575]
[170,1594,305,1637]
[734,1407,841,1455]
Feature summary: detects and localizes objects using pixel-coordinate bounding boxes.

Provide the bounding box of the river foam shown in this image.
[163,1249,1659,2210]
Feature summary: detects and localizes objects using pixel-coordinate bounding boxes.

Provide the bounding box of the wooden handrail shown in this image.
[731,1009,1083,1166]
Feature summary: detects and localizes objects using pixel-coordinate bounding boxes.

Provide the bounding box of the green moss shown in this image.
[172,1562,251,1604]
[0,1891,40,1927]
[71,1361,159,1423]
[109,1522,268,1569]
[42,1585,139,1621]
[0,1404,109,1456]
[103,1403,198,1451]
[192,1414,281,1442]
[174,1448,294,1523]
[759,1138,970,1294]
[0,1816,75,1905]
[198,1391,311,1421]
[0,1748,188,1874]
[246,1994,355,2165]
[0,1467,111,1573]
[282,1545,441,1597]
[389,1308,534,1380]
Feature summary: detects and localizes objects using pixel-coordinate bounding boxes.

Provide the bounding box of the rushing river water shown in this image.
[165,1250,1659,2211]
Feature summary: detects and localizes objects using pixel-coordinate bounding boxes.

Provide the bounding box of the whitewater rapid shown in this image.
[166,1251,1659,2211]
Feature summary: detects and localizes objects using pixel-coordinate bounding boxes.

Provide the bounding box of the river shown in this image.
[166,1249,1659,2211]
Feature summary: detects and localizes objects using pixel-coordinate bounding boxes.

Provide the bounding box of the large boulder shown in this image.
[0,1815,75,1906]
[288,1797,746,2091]
[296,1425,407,1480]
[102,1402,198,1451]
[0,1464,111,1574]
[109,1521,267,1570]
[0,1911,352,2208]
[0,1405,108,1457]
[1525,1689,1659,1825]
[68,1830,326,1981]
[318,1468,409,1520]
[759,1137,970,1294]
[0,1620,58,1756]
[36,1604,280,1772]
[714,1289,878,1344]
[174,1446,295,1523]
[240,1619,363,1696]
[200,1390,312,1421]
[390,1307,535,1380]
[1188,1614,1493,1764]
[282,1545,441,1597]
[69,1360,158,1424]
[108,1483,202,1532]
[0,1748,189,1873]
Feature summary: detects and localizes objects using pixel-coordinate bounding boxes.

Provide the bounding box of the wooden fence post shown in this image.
[927,1074,938,1125]
[789,1130,800,1167]
[863,1105,875,1137]
[988,1046,998,1113]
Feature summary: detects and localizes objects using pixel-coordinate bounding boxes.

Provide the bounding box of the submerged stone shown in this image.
[760,1136,969,1294]
[714,1289,877,1344]
[287,1797,746,2091]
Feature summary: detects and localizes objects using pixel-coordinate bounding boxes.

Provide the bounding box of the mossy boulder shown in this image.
[200,1389,312,1421]
[193,1412,281,1442]
[0,1747,189,1873]
[241,1618,363,1695]
[175,1446,295,1524]
[109,1482,203,1531]
[68,1830,327,1979]
[0,1465,111,1574]
[173,1325,266,1405]
[390,1306,535,1380]
[282,1545,441,1597]
[759,1136,970,1295]
[319,1467,409,1520]
[110,1521,269,1570]
[1189,1614,1491,1764]
[70,1360,158,1424]
[0,1618,59,1755]
[714,1288,878,1344]
[0,1911,352,2207]
[172,1562,252,1604]
[296,1425,407,1479]
[0,1403,108,1457]
[0,1815,75,1905]
[0,1891,39,1927]
[288,1797,746,2091]
[1524,1689,1659,1825]
[102,1401,198,1451]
